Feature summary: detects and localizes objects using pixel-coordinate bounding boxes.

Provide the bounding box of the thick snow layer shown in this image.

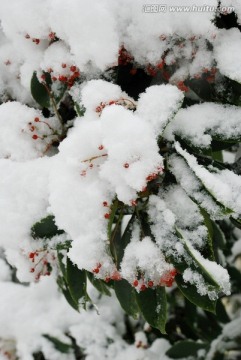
[136,85,183,135]
[214,28,241,82]
[165,103,241,148]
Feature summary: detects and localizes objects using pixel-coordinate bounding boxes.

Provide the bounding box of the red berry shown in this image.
[105,277,111,283]
[140,284,147,291]
[133,279,139,287]
[52,76,57,81]
[148,280,154,288]
[157,60,165,70]
[73,71,80,78]
[89,164,93,169]
[30,268,35,273]
[29,252,35,259]
[177,81,189,92]
[124,163,129,168]
[58,75,68,82]
[32,134,38,140]
[103,201,108,207]
[33,39,40,45]
[97,263,102,269]
[48,32,56,40]
[34,117,40,122]
[70,65,77,72]
[111,271,122,281]
[170,269,177,277]
[93,268,99,274]
[61,63,67,68]
[104,213,110,219]
[98,145,104,150]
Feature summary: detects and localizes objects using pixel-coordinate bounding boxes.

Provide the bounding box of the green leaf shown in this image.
[57,276,79,311]
[216,299,230,324]
[66,257,88,310]
[176,228,220,289]
[31,215,64,239]
[174,143,233,216]
[176,274,216,313]
[200,208,215,261]
[57,251,67,281]
[136,287,167,334]
[114,279,139,319]
[43,335,72,354]
[31,71,50,108]
[107,199,119,240]
[87,272,111,296]
[166,340,208,359]
[113,214,135,270]
[74,103,85,117]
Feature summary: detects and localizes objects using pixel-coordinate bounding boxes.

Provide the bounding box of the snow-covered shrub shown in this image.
[0,1,241,359]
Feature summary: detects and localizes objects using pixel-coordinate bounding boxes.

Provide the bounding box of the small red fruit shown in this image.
[124,163,129,168]
[32,134,38,140]
[111,271,122,281]
[98,145,104,150]
[103,201,108,207]
[58,75,68,82]
[93,268,99,274]
[52,76,57,81]
[140,284,147,291]
[29,252,35,259]
[34,117,40,122]
[133,279,139,287]
[148,280,154,288]
[70,65,77,72]
[48,32,56,40]
[30,268,35,273]
[104,213,110,219]
[61,63,67,68]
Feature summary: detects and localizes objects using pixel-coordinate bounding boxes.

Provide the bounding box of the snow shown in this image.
[136,85,184,135]
[182,237,231,299]
[0,102,61,161]
[214,28,241,83]
[165,103,241,148]
[0,0,240,358]
[175,142,241,216]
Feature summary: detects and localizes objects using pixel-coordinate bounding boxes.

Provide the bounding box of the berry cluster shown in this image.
[43,64,80,89]
[95,98,136,115]
[25,33,40,45]
[92,263,122,281]
[132,269,177,291]
[23,117,59,154]
[28,249,56,281]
